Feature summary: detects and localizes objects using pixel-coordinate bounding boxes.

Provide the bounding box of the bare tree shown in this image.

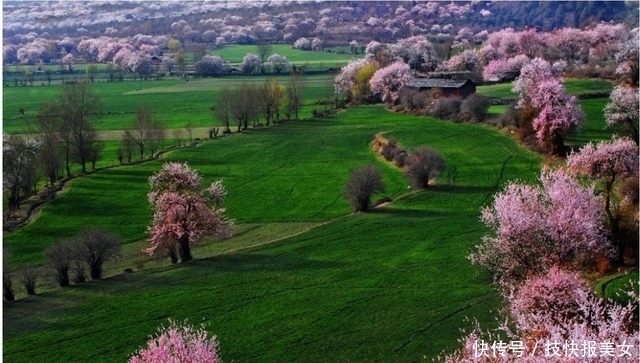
[58,82,101,173]
[231,82,257,131]
[44,239,74,287]
[185,121,194,144]
[120,129,136,163]
[172,128,184,147]
[404,147,446,189]
[147,119,166,158]
[261,79,284,126]
[286,72,306,120]
[36,102,63,186]
[16,263,38,295]
[132,105,154,159]
[71,259,87,283]
[74,228,121,280]
[3,134,40,212]
[88,138,104,170]
[256,41,272,74]
[344,165,385,212]
[3,264,14,302]
[215,87,233,134]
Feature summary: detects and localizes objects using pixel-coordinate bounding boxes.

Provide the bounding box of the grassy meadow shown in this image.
[3,74,633,363]
[4,102,545,362]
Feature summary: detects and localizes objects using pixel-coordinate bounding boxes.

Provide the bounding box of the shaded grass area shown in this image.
[565,98,613,146]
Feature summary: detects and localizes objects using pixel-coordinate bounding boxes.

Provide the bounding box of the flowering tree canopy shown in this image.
[391,35,439,71]
[604,86,639,144]
[567,137,639,261]
[147,162,232,263]
[240,53,262,74]
[470,168,613,281]
[514,58,584,155]
[369,61,411,103]
[194,55,226,77]
[529,79,585,154]
[444,268,639,362]
[267,53,290,74]
[129,320,221,363]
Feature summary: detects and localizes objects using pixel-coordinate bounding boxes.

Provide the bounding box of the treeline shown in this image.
[214,73,307,134]
[4,82,103,214]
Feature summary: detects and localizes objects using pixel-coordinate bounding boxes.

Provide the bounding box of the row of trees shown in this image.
[3,82,103,214]
[214,74,306,134]
[3,228,121,301]
[118,106,168,164]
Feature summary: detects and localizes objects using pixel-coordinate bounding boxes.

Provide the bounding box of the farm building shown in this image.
[405,78,476,99]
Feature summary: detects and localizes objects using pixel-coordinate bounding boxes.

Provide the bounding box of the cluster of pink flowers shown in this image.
[368,61,411,103]
[129,320,221,363]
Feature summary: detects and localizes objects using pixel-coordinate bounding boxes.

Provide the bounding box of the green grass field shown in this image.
[3,74,337,134]
[3,76,630,363]
[210,44,359,68]
[4,104,543,362]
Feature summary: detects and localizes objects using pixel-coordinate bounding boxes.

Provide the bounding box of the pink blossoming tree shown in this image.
[129,319,221,363]
[147,162,233,263]
[470,168,613,282]
[369,61,411,103]
[604,86,639,144]
[514,59,584,155]
[568,137,639,263]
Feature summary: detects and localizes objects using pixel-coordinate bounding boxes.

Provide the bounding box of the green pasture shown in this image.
[3,74,337,134]
[477,78,614,99]
[210,44,359,65]
[595,269,639,304]
[565,98,613,146]
[4,105,543,362]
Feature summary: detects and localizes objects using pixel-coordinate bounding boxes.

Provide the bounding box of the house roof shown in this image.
[406,78,474,89]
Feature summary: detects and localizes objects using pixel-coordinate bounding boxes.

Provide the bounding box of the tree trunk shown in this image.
[90,263,102,280]
[167,244,179,264]
[551,131,566,157]
[178,234,192,262]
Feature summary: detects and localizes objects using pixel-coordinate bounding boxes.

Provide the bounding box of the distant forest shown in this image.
[3,1,637,42]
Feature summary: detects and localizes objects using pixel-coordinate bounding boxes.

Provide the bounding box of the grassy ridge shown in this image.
[4,105,543,362]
